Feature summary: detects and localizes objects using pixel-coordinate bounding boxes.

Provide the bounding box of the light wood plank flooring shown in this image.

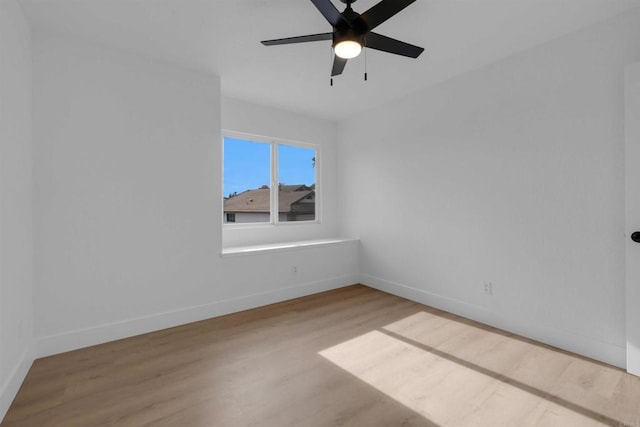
[3,285,640,426]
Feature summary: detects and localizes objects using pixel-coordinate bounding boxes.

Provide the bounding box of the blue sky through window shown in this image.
[278,144,316,188]
[224,137,316,198]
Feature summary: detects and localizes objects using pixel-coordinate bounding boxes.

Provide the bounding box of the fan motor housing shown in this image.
[333,28,364,48]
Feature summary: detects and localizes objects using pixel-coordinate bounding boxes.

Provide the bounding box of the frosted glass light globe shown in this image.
[335,40,362,59]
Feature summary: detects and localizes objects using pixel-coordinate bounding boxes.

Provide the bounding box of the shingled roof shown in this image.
[224,186,314,213]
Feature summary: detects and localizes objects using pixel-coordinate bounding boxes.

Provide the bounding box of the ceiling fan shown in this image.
[261,0,424,80]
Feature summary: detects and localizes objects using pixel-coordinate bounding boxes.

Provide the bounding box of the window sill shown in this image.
[223,220,321,230]
[221,238,359,258]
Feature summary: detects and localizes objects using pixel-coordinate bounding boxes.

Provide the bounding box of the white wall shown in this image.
[32,33,358,357]
[0,0,34,418]
[339,9,640,368]
[222,97,340,248]
[625,61,640,376]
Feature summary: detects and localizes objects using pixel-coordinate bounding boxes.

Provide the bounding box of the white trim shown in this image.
[222,219,322,231]
[221,238,358,258]
[271,138,278,222]
[35,274,359,358]
[625,61,640,377]
[360,274,626,369]
[0,345,34,423]
[223,129,318,151]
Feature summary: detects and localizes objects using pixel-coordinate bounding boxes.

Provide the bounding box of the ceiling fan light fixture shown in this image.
[335,40,362,59]
[261,0,425,78]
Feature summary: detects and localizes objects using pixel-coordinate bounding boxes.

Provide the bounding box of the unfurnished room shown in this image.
[2,0,640,425]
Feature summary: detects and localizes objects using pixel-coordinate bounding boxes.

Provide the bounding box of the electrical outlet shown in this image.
[291,266,298,275]
[482,282,492,295]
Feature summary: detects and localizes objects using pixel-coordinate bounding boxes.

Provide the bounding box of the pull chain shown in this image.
[330,45,334,86]
[364,36,368,81]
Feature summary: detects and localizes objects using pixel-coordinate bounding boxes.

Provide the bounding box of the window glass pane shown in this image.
[277,144,316,222]
[223,137,271,224]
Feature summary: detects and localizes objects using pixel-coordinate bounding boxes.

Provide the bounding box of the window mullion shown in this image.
[271,141,278,224]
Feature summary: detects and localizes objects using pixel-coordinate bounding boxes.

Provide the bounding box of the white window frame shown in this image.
[222,130,321,228]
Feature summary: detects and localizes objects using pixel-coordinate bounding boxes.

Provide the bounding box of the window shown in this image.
[223,133,318,225]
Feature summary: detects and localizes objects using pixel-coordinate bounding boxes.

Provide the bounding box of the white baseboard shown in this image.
[360,274,626,369]
[36,274,359,358]
[0,345,34,423]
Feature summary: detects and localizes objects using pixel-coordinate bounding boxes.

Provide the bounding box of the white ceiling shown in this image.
[19,0,640,120]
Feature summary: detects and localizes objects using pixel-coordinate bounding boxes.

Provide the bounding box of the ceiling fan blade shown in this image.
[366,32,424,58]
[261,33,332,46]
[359,0,415,31]
[331,55,347,76]
[310,0,350,28]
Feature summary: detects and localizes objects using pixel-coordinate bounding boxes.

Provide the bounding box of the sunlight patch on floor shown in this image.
[319,312,625,426]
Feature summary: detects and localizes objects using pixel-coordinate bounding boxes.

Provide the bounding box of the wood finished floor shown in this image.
[3,285,640,426]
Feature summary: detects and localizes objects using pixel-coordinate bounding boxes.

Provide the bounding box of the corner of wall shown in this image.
[0,0,35,422]
[0,345,35,422]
